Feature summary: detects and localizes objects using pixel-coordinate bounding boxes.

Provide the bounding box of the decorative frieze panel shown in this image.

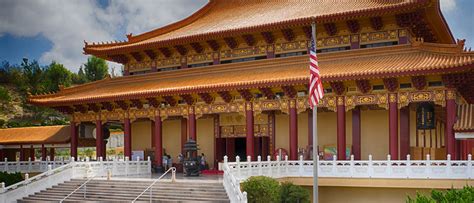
[187,52,212,64]
[220,46,266,60]
[156,57,180,68]
[72,112,98,123]
[129,108,155,121]
[275,40,307,54]
[317,35,350,48]
[398,90,447,109]
[127,60,153,72]
[101,109,126,121]
[360,30,398,44]
[220,124,269,138]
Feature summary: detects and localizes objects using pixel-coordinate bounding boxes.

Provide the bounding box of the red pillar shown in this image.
[0,149,4,161]
[70,122,78,159]
[214,115,221,167]
[181,117,187,154]
[246,102,255,160]
[188,107,196,141]
[95,120,103,159]
[400,106,410,160]
[154,115,163,170]
[50,148,55,161]
[289,99,298,160]
[41,144,46,161]
[446,90,456,159]
[337,96,346,160]
[124,118,132,158]
[20,145,24,161]
[389,93,399,160]
[226,138,235,161]
[29,145,35,160]
[352,107,361,160]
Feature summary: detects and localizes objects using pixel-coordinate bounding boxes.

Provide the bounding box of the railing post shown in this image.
[447,154,451,178]
[136,156,140,175]
[257,156,262,176]
[368,154,373,178]
[350,155,354,177]
[125,156,129,176]
[16,159,20,172]
[406,154,411,178]
[47,165,52,175]
[147,156,151,174]
[332,155,336,177]
[284,155,289,176]
[276,155,281,178]
[426,154,431,179]
[28,157,32,172]
[236,156,241,179]
[243,191,248,203]
[266,155,272,177]
[468,154,472,179]
[3,158,7,172]
[0,182,5,193]
[387,154,392,177]
[298,155,304,176]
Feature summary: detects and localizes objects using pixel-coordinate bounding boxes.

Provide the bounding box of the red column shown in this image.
[50,148,55,161]
[29,145,35,160]
[41,144,46,161]
[214,115,220,167]
[0,149,4,161]
[262,137,268,158]
[269,112,276,156]
[337,96,346,160]
[352,107,361,160]
[389,93,399,160]
[289,99,298,160]
[124,118,132,158]
[400,106,410,160]
[20,145,24,161]
[226,138,235,161]
[445,90,456,159]
[154,115,163,170]
[181,117,187,153]
[246,102,255,160]
[95,120,103,159]
[188,106,196,141]
[70,122,78,159]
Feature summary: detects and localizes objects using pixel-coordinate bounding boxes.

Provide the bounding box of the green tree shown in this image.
[72,66,88,84]
[84,56,108,82]
[0,86,11,103]
[21,58,44,94]
[280,182,310,203]
[241,176,281,203]
[43,61,73,92]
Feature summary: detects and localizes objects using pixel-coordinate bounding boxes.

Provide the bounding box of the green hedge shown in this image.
[407,186,474,203]
[241,176,310,203]
[0,172,23,187]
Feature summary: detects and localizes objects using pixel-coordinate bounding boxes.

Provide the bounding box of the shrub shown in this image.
[241,176,280,203]
[407,186,474,203]
[280,182,310,203]
[0,172,24,186]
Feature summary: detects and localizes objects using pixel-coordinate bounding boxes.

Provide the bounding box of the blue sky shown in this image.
[0,0,472,73]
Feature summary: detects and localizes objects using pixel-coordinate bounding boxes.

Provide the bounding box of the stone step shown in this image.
[58,182,225,191]
[40,188,229,198]
[51,185,226,194]
[28,192,230,202]
[70,178,223,186]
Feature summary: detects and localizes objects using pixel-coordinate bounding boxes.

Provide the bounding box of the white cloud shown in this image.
[0,0,207,73]
[440,0,457,13]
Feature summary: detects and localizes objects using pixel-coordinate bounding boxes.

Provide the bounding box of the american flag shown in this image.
[309,36,324,109]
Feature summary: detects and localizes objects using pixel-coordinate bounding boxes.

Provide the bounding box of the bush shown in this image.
[407,186,474,203]
[241,176,280,203]
[0,172,24,186]
[280,182,310,203]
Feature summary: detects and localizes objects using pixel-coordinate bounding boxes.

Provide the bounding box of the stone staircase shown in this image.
[19,178,230,202]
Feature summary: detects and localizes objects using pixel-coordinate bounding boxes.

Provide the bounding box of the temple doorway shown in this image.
[235,138,246,161]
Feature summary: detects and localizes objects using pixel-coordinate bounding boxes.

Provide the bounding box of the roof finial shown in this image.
[456,38,466,50]
[126,33,133,41]
[84,40,88,46]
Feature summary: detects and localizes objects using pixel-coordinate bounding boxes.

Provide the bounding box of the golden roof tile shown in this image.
[84,0,431,54]
[30,43,474,106]
[0,125,70,145]
[454,104,474,132]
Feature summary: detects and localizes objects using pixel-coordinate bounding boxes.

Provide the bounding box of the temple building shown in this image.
[26,0,474,171]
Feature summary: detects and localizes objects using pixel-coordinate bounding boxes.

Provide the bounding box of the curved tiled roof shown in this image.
[454,104,474,132]
[84,0,431,54]
[0,125,70,145]
[30,42,474,106]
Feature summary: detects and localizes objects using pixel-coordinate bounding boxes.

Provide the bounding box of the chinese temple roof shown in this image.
[30,42,474,106]
[83,0,452,55]
[454,104,474,132]
[0,125,70,145]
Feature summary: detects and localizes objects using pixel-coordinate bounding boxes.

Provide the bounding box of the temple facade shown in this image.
[27,0,474,170]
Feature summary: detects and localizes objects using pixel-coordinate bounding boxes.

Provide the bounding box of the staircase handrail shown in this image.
[59,169,101,202]
[132,167,176,203]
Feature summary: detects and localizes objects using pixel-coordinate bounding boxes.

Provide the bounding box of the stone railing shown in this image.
[0,157,152,203]
[0,157,71,173]
[222,154,473,203]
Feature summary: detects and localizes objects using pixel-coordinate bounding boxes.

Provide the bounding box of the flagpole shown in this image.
[311,22,319,203]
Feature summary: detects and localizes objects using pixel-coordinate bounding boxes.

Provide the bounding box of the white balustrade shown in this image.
[0,157,152,203]
[222,154,474,203]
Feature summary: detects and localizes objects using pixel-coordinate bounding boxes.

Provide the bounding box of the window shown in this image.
[361,41,398,49]
[276,51,307,58]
